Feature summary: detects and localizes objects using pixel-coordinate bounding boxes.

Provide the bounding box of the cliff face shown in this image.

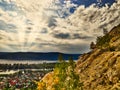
[76,24,120,90]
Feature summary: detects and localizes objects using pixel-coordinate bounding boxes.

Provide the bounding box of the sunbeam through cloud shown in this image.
[0,0,120,53]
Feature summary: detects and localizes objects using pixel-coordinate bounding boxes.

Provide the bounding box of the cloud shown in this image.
[40,28,48,34]
[0,20,17,32]
[48,16,57,27]
[73,33,94,40]
[28,41,90,54]
[53,32,70,39]
[57,44,90,54]
[68,1,120,34]
[0,0,120,53]
[52,32,94,40]
[0,0,18,11]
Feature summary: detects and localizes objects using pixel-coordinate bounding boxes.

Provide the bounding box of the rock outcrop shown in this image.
[76,24,120,90]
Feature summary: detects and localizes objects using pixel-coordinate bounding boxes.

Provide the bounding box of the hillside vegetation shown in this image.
[76,24,120,90]
[36,55,83,90]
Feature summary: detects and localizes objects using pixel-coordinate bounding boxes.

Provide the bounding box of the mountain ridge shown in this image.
[0,52,81,60]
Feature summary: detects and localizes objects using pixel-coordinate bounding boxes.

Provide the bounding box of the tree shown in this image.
[68,56,75,69]
[103,28,108,35]
[58,53,64,62]
[53,56,83,90]
[90,42,96,50]
[96,34,111,49]
[37,55,83,90]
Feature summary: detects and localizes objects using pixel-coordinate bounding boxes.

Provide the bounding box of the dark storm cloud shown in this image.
[73,33,94,40]
[53,32,93,40]
[53,33,70,39]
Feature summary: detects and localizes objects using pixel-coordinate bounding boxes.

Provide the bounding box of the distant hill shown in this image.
[0,52,81,61]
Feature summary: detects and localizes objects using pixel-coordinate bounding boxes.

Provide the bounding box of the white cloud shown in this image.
[0,0,120,53]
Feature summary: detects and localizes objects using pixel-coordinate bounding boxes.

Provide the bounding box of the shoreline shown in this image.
[0,59,77,64]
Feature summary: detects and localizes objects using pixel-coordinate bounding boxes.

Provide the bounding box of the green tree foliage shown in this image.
[53,56,83,90]
[68,56,76,70]
[58,53,64,62]
[103,28,108,35]
[96,34,111,49]
[90,42,96,50]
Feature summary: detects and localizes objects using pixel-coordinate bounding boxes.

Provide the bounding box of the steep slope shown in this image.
[76,24,120,90]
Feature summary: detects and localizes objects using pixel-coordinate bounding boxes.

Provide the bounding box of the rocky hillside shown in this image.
[76,24,120,90]
[36,24,120,90]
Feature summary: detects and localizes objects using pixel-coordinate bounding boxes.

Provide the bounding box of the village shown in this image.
[0,63,55,90]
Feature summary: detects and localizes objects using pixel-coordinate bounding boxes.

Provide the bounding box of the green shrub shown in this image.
[53,57,83,90]
[96,34,111,50]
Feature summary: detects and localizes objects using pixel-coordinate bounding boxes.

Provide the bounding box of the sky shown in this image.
[0,0,120,54]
